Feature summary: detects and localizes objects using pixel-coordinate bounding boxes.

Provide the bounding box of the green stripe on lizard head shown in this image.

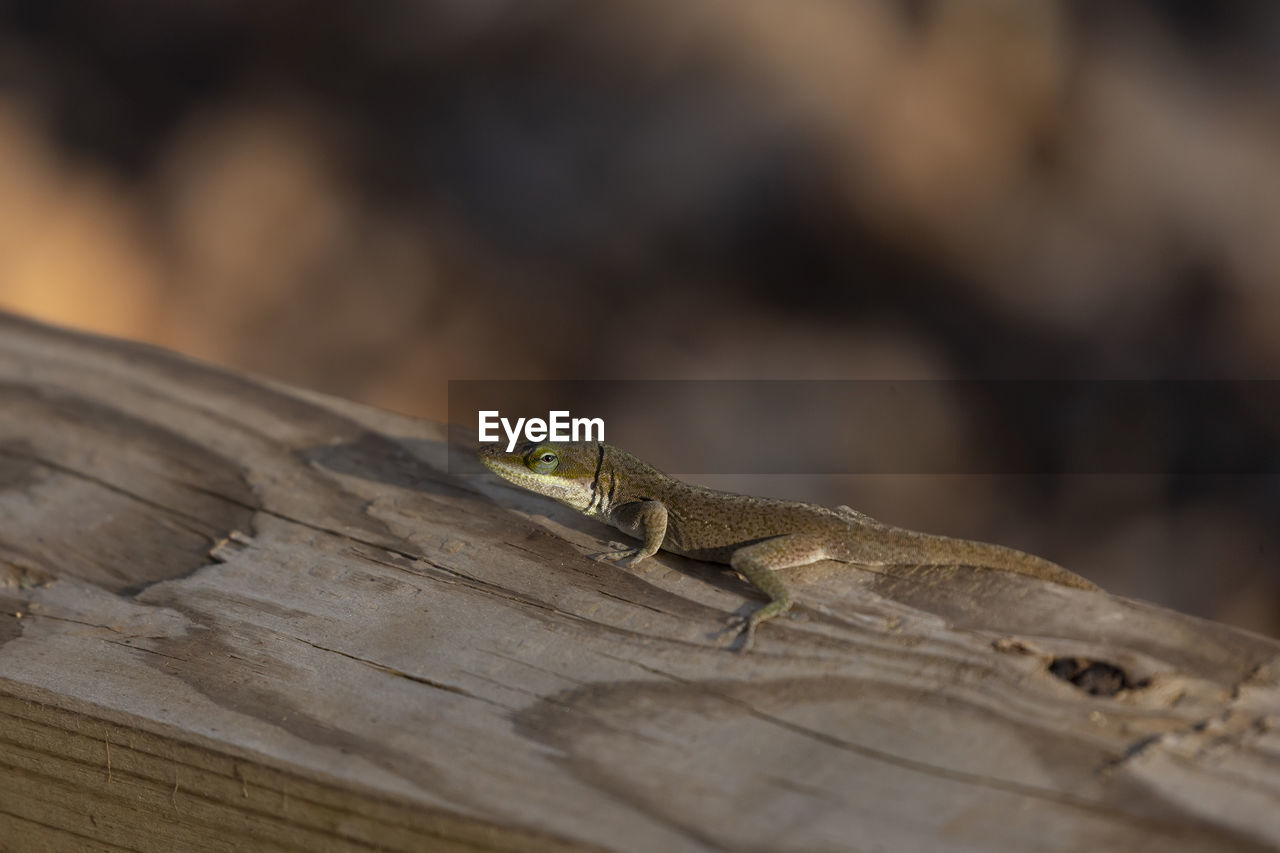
[479,442,605,513]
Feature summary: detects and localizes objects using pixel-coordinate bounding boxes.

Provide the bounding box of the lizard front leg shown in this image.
[594,499,667,568]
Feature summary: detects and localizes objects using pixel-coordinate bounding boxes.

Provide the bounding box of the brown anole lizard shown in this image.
[480,441,1098,650]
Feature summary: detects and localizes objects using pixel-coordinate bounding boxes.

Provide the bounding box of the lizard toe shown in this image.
[591,544,640,564]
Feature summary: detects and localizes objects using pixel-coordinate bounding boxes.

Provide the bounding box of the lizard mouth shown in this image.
[478,447,546,490]
[477,447,519,473]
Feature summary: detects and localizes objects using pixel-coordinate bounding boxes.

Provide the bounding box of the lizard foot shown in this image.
[720,613,758,653]
[590,543,643,565]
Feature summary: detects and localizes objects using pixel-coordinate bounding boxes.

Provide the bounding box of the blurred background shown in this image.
[0,0,1276,635]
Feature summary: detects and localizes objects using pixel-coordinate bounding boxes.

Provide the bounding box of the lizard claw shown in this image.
[590,543,641,564]
[720,613,757,653]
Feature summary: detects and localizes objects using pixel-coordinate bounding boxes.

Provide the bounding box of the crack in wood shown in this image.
[0,447,226,543]
[284,634,511,710]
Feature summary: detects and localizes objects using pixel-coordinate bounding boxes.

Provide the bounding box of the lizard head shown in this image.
[478,442,603,512]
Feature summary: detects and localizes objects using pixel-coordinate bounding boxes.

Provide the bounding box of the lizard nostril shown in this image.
[1048,656,1150,697]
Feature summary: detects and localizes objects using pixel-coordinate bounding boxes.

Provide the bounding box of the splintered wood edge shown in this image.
[0,679,597,853]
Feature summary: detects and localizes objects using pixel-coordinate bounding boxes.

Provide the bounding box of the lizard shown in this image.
[479,441,1099,651]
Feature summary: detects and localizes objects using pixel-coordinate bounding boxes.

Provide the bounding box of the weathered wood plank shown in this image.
[0,311,1277,851]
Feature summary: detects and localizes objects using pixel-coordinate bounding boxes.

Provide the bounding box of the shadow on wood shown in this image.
[0,312,1277,851]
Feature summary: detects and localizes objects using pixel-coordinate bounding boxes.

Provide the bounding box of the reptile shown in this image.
[479,441,1098,650]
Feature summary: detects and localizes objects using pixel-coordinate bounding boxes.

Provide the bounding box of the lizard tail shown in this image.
[834,525,1100,591]
[920,534,1100,591]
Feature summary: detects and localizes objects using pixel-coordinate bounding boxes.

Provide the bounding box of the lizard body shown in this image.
[480,441,1098,650]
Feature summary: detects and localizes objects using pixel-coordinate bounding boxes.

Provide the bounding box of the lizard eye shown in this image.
[529,448,559,473]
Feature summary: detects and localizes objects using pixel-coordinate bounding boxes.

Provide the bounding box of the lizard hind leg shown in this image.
[727,534,829,652]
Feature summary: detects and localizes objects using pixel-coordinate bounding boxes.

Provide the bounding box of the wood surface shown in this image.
[0,311,1277,852]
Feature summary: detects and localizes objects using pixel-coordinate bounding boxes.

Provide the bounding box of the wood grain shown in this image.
[0,312,1277,852]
